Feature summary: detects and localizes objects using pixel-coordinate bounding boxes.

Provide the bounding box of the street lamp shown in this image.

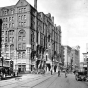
[71,57,73,72]
[86,52,88,77]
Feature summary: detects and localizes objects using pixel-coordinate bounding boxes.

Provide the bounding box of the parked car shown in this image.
[75,70,87,81]
[0,67,16,80]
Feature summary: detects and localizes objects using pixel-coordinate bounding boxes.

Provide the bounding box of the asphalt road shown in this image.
[0,72,88,88]
[31,73,88,88]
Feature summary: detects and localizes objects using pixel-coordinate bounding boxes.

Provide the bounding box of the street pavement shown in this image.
[0,72,88,88]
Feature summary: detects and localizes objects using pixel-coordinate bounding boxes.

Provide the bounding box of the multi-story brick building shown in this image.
[0,0,62,73]
[63,45,80,71]
[71,47,80,70]
[64,46,72,69]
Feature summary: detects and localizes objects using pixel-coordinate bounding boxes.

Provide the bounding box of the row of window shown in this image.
[2,37,14,43]
[18,52,25,59]
[2,6,26,16]
[18,35,25,41]
[4,43,26,51]
[5,44,14,51]
[3,23,14,29]
[3,16,14,22]
[18,15,26,20]
[18,21,26,27]
[2,9,14,16]
[18,43,26,50]
[18,7,26,13]
[4,52,26,59]
[4,37,14,43]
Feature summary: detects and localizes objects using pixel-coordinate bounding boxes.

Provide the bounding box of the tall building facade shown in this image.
[64,46,72,69]
[71,47,80,70]
[63,45,80,71]
[0,0,62,73]
[61,45,64,66]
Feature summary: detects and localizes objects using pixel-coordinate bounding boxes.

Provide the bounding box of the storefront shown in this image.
[18,63,26,73]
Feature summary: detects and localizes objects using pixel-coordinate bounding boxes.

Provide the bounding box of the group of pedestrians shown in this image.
[58,68,68,77]
[50,68,68,78]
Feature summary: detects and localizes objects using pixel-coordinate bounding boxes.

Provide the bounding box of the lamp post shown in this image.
[15,48,18,75]
[86,52,88,77]
[71,57,73,72]
[45,50,48,72]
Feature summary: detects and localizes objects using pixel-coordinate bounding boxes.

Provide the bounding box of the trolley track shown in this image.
[0,73,54,88]
[30,74,58,88]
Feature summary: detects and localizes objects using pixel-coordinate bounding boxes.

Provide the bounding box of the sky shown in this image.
[0,0,88,62]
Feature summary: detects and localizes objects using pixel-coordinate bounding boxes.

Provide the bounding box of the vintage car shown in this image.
[75,70,87,81]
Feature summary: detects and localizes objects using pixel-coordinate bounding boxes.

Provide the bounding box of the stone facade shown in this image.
[0,0,62,73]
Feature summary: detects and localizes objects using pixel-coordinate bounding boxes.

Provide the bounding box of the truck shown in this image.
[0,57,17,80]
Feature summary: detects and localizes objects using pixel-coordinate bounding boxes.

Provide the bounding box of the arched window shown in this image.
[18,29,26,41]
[10,44,14,51]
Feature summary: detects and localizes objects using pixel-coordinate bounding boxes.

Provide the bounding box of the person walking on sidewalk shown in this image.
[51,68,53,75]
[58,69,60,77]
[65,69,68,78]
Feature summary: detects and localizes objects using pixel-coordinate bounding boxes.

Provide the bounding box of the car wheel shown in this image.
[0,76,1,80]
[76,77,79,81]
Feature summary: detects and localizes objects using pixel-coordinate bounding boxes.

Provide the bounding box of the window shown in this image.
[2,31,4,36]
[6,18,8,22]
[19,8,21,13]
[10,44,14,51]
[12,17,14,21]
[9,23,11,28]
[21,22,23,26]
[18,36,21,41]
[10,53,14,59]
[21,15,23,20]
[11,10,14,14]
[3,18,5,22]
[18,29,26,41]
[22,35,25,41]
[6,31,8,35]
[24,22,26,26]
[12,37,14,42]
[2,37,4,42]
[5,10,7,15]
[22,52,25,59]
[24,8,26,12]
[22,8,24,13]
[9,17,11,21]
[12,23,14,27]
[18,16,21,20]
[5,45,9,51]
[18,52,21,59]
[24,15,26,19]
[18,43,21,50]
[18,22,21,26]
[6,24,7,28]
[9,37,12,42]
[22,43,26,50]
[5,37,8,42]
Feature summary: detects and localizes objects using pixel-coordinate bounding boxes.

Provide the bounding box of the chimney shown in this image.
[51,16,54,24]
[34,0,37,10]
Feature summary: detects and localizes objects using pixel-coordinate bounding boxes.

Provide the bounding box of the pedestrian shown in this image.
[51,68,52,75]
[58,69,60,77]
[65,69,67,78]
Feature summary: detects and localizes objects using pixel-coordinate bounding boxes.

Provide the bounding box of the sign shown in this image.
[26,44,31,48]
